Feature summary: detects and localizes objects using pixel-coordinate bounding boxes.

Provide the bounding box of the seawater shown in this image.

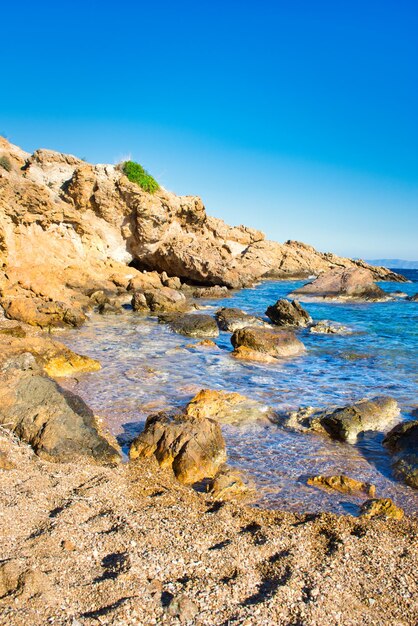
[59,269,418,516]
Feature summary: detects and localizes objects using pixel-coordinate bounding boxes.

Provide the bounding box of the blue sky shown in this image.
[1,1,417,259]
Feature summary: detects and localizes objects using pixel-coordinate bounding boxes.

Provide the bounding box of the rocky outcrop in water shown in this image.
[291,267,390,301]
[185,389,273,424]
[360,498,404,520]
[307,474,376,496]
[383,420,418,489]
[167,314,219,338]
[265,299,312,327]
[215,307,263,332]
[0,137,404,327]
[231,326,305,359]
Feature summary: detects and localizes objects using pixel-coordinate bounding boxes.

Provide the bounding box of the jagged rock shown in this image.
[307,475,376,496]
[42,353,101,378]
[185,389,273,424]
[168,314,219,338]
[360,498,404,520]
[0,368,121,464]
[383,420,418,489]
[183,285,230,299]
[231,326,305,358]
[310,320,352,334]
[280,397,399,442]
[265,299,311,327]
[291,267,389,301]
[208,465,253,501]
[215,307,263,332]
[129,411,226,484]
[3,296,86,328]
[407,293,418,301]
[0,325,26,338]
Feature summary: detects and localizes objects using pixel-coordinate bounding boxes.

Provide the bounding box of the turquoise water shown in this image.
[59,270,418,516]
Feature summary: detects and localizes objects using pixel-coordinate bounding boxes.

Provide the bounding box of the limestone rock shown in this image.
[185,388,273,424]
[215,307,263,332]
[231,326,305,358]
[0,368,121,464]
[132,287,189,314]
[168,314,219,338]
[231,346,278,364]
[265,299,311,327]
[208,465,253,501]
[291,267,389,301]
[129,411,226,484]
[310,320,352,334]
[407,293,418,302]
[42,353,101,378]
[307,475,376,496]
[383,420,418,489]
[360,498,404,520]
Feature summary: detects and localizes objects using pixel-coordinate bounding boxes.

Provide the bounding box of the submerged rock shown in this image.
[231,326,305,358]
[129,411,226,484]
[291,267,388,301]
[383,420,418,489]
[0,368,121,464]
[185,388,273,424]
[265,299,311,327]
[231,346,278,364]
[407,293,418,301]
[168,314,219,338]
[360,498,404,520]
[280,397,399,442]
[310,320,352,334]
[307,474,376,497]
[215,307,263,332]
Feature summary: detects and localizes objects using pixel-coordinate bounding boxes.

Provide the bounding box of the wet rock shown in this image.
[231,326,305,358]
[129,411,226,484]
[280,397,399,442]
[310,320,352,334]
[215,307,263,332]
[208,465,253,501]
[43,353,101,378]
[0,368,121,464]
[185,339,219,350]
[291,267,388,301]
[360,498,404,520]
[97,301,123,315]
[407,293,418,301]
[231,346,278,363]
[165,593,199,622]
[383,420,418,488]
[307,475,376,496]
[182,284,229,299]
[185,389,273,424]
[315,396,399,442]
[132,287,189,314]
[168,314,219,338]
[265,299,311,327]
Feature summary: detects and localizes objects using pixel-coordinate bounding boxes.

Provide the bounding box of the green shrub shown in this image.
[0,155,12,172]
[122,160,159,193]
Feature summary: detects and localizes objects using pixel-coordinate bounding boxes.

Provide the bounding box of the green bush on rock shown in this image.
[122,160,159,193]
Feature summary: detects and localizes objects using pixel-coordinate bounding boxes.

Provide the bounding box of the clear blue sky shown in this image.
[1,1,417,260]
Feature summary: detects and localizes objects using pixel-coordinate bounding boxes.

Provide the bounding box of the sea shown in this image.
[59,269,418,516]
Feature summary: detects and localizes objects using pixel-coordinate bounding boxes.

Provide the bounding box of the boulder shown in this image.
[183,285,229,299]
[168,314,219,338]
[215,307,263,332]
[132,287,189,314]
[307,474,376,496]
[280,397,399,442]
[265,299,311,327]
[291,267,388,301]
[129,411,226,484]
[231,326,305,358]
[3,296,87,328]
[185,388,273,424]
[0,368,121,464]
[231,346,277,364]
[383,420,418,488]
[360,498,404,520]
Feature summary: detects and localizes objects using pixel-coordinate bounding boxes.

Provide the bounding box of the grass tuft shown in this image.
[122,160,159,193]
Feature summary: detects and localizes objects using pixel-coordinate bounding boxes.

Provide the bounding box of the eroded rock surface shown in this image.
[185,389,273,424]
[129,411,226,484]
[307,474,376,497]
[168,314,219,338]
[360,498,404,520]
[215,307,263,332]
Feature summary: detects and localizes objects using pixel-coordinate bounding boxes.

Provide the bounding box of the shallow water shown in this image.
[59,270,418,516]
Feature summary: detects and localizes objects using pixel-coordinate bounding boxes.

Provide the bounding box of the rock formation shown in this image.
[231,326,305,359]
[0,137,404,327]
[265,299,312,327]
[291,267,390,301]
[383,420,418,489]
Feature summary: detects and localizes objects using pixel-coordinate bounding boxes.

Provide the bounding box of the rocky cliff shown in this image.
[0,137,404,327]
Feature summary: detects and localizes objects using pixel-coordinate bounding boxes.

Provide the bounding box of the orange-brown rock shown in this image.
[231,345,278,364]
[129,411,226,484]
[307,474,376,497]
[207,465,254,501]
[291,267,390,301]
[360,498,404,520]
[231,326,305,358]
[185,388,273,424]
